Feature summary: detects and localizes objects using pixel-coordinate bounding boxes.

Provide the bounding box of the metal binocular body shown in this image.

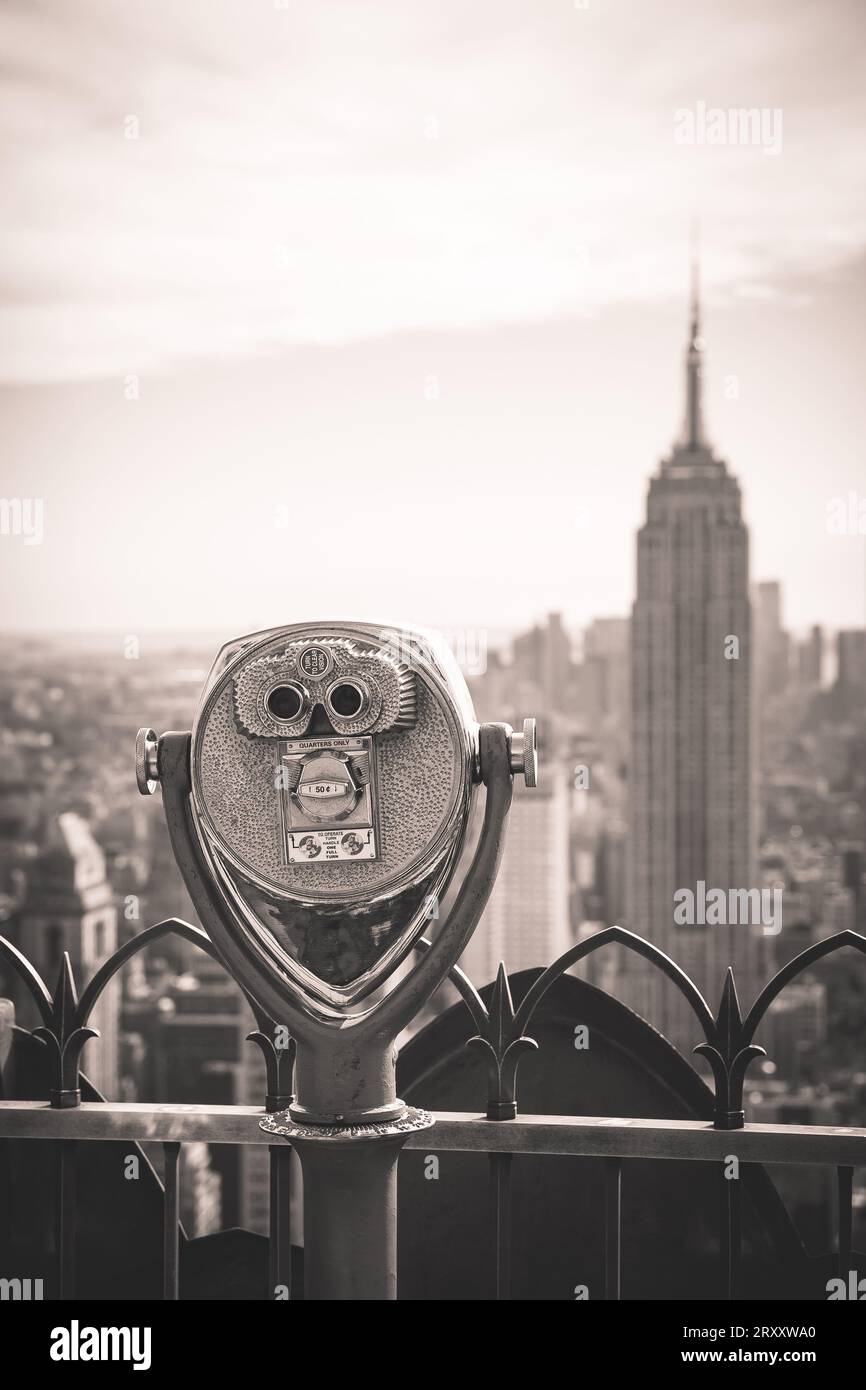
[137,620,536,1127]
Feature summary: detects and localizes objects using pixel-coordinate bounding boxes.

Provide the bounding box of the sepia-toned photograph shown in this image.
[0,0,864,1352]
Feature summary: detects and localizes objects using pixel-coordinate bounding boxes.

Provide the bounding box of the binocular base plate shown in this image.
[260,1106,434,1144]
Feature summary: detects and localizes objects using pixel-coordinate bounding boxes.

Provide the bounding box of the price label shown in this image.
[299,780,350,799]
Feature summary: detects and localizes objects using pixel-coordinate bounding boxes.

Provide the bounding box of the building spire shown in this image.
[681,225,706,450]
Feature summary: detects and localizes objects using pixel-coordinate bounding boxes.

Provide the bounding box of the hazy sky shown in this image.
[1,0,864,639]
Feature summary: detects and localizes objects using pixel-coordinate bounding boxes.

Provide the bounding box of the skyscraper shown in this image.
[14,812,119,1098]
[512,612,574,716]
[836,630,866,693]
[795,625,823,688]
[461,767,571,985]
[626,268,758,1053]
[755,581,790,703]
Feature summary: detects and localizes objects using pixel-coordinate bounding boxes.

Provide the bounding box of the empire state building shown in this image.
[625,271,758,1054]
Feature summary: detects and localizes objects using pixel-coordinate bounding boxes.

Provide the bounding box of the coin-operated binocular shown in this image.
[137,621,536,1298]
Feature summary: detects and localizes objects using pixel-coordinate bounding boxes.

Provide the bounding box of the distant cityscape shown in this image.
[1,283,864,1253]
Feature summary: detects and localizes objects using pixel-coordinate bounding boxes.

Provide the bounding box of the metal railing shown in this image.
[1,919,865,1300]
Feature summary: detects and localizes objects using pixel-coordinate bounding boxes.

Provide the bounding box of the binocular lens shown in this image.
[266,683,305,721]
[328,681,366,718]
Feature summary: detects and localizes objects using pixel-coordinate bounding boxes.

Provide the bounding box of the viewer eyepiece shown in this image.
[266,682,306,722]
[327,680,366,719]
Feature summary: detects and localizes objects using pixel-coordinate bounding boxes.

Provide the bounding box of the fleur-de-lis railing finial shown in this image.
[694,968,766,1130]
[246,1011,297,1113]
[0,918,295,1109]
[31,954,100,1109]
[466,963,538,1120]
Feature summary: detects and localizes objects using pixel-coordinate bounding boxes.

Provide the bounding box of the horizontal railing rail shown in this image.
[1,1101,865,1166]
